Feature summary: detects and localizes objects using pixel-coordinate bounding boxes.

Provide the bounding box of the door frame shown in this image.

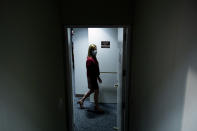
[62,25,132,131]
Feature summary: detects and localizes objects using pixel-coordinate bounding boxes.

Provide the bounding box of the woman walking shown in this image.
[77,44,103,112]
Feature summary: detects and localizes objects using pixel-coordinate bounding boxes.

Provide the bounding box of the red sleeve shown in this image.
[86,59,96,77]
[86,59,93,67]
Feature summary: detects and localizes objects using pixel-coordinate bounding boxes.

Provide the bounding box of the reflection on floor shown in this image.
[73,96,117,131]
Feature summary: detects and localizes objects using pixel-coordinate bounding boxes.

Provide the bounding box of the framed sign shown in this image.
[101,41,110,48]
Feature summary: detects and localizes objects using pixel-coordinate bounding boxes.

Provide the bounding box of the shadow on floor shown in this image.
[73,97,117,131]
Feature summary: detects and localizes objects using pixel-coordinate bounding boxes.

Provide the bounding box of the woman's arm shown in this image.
[97,76,102,83]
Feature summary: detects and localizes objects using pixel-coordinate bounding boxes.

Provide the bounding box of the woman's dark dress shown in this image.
[86,56,100,90]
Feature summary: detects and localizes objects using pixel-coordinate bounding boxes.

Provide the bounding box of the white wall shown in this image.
[72,28,89,94]
[88,28,119,72]
[88,28,119,103]
[132,0,197,131]
[0,0,66,130]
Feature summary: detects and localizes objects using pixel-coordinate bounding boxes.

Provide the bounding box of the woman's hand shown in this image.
[98,77,102,83]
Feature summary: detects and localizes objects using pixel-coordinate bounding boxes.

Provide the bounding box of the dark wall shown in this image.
[0,0,66,130]
[132,0,197,131]
[60,0,132,25]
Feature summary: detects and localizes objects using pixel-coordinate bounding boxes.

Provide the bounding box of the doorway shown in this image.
[63,26,131,131]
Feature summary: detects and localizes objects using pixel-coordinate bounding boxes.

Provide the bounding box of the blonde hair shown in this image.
[88,44,97,57]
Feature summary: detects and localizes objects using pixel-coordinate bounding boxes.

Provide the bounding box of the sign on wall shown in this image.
[101,41,110,48]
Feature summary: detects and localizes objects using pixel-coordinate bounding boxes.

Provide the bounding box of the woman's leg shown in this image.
[81,89,94,102]
[78,89,94,109]
[94,89,104,112]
